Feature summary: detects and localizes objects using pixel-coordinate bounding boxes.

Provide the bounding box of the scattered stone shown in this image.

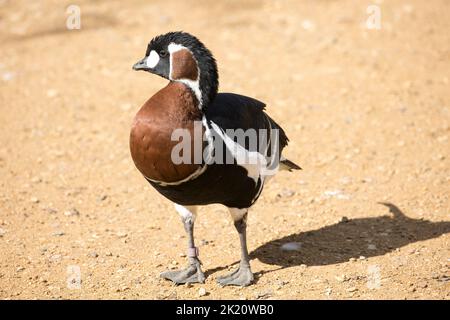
[359,256,367,260]
[347,287,358,293]
[277,189,295,198]
[97,195,108,201]
[300,264,307,268]
[167,265,177,270]
[88,252,99,258]
[335,275,349,282]
[322,190,350,200]
[368,244,377,250]
[198,287,207,297]
[64,208,80,216]
[116,232,128,238]
[275,280,288,289]
[280,242,302,251]
[46,208,58,214]
[105,252,113,257]
[16,266,25,272]
[255,290,272,299]
[49,254,61,263]
[325,288,332,296]
[340,216,349,223]
[0,228,5,237]
[52,231,65,237]
[31,177,42,183]
[116,285,129,292]
[30,197,40,204]
[349,258,357,262]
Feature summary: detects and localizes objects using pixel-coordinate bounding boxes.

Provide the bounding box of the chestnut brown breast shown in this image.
[130,82,203,183]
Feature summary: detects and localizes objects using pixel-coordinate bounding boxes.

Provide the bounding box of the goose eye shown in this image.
[159,50,168,57]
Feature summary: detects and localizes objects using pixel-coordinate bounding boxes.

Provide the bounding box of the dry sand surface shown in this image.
[0,0,449,299]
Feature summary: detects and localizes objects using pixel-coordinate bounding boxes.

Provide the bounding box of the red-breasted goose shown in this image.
[131,32,301,286]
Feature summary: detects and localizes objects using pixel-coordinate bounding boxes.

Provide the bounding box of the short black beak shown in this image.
[132,58,148,71]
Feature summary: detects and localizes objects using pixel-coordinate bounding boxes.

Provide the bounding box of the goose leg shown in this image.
[217,208,254,287]
[160,205,205,284]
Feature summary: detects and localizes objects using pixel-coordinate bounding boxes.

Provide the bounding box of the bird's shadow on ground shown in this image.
[249,203,450,274]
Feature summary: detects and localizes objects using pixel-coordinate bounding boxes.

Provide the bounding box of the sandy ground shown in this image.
[0,0,449,300]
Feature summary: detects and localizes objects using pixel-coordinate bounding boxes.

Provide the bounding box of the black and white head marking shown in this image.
[133,31,219,110]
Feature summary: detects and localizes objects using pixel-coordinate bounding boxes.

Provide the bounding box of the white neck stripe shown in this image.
[168,43,203,109]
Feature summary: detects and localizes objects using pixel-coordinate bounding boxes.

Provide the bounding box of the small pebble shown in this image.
[49,255,61,263]
[276,280,288,288]
[323,190,350,200]
[277,189,295,198]
[335,275,349,282]
[255,290,272,299]
[30,197,40,204]
[64,208,80,216]
[340,216,349,223]
[88,252,99,258]
[31,177,42,183]
[46,208,58,214]
[198,287,207,297]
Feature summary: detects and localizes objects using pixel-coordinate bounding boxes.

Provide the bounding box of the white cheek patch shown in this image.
[146,50,160,68]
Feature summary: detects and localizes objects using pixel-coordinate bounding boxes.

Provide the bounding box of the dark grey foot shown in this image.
[161,261,205,285]
[217,265,254,287]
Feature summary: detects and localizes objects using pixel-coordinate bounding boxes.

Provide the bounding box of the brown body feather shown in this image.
[129,82,203,182]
